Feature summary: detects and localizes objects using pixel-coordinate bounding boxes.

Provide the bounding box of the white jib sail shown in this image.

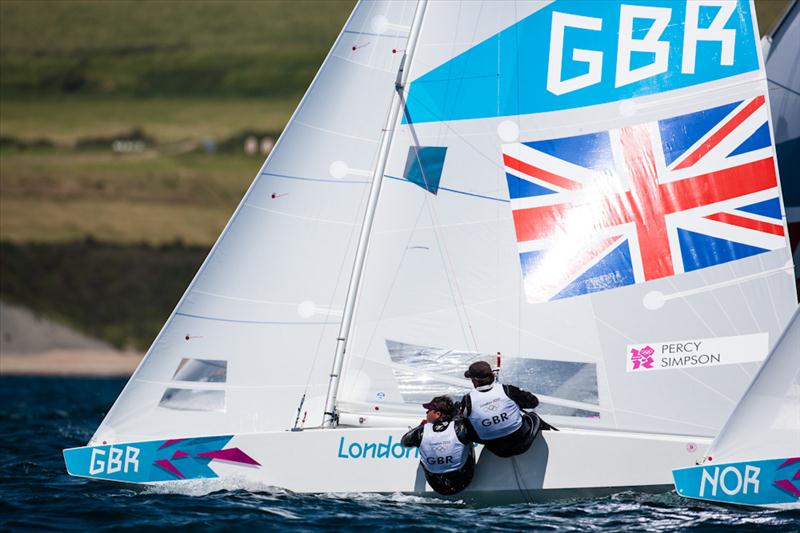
[91,1,421,444]
[338,0,797,437]
[701,305,799,463]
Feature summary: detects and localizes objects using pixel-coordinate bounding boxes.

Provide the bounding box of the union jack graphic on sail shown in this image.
[503,96,786,303]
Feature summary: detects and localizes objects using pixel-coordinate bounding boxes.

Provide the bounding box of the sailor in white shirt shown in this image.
[461,361,545,458]
[401,396,475,495]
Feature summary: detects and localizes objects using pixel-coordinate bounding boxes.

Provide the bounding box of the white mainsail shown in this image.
[339,0,796,437]
[68,0,798,501]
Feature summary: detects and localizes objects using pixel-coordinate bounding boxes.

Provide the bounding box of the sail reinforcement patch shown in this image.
[403,146,447,194]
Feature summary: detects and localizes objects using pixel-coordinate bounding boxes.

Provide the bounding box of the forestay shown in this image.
[91,1,420,444]
[338,0,797,437]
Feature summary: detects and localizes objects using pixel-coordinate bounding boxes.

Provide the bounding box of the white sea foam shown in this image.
[143,477,290,498]
[321,491,464,506]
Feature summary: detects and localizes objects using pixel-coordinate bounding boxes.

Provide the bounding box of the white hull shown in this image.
[65,427,709,504]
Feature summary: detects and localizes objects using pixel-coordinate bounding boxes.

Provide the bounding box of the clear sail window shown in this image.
[386,339,600,418]
[158,388,226,412]
[172,358,227,383]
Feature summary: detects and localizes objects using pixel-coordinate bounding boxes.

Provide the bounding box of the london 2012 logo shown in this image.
[630,345,655,370]
[626,334,767,373]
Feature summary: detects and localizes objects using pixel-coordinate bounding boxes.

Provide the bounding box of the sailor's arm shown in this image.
[504,384,539,409]
[453,417,474,445]
[459,394,471,416]
[401,423,425,447]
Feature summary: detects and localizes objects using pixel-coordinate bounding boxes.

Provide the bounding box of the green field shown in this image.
[0,0,355,98]
[1,97,298,146]
[0,0,792,245]
[0,0,793,350]
[1,137,266,244]
[1,0,356,245]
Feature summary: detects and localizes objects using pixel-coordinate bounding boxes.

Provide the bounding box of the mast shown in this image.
[322,0,428,428]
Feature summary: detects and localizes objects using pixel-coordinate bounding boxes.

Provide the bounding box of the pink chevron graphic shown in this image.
[196,448,260,466]
[774,479,800,498]
[171,450,190,459]
[155,459,185,479]
[774,457,800,498]
[158,439,185,449]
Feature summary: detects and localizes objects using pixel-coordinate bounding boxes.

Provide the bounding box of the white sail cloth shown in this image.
[91,1,419,443]
[703,306,800,463]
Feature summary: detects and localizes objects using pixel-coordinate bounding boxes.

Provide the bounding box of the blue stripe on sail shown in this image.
[260,171,368,184]
[343,30,407,39]
[403,0,760,124]
[727,122,771,157]
[506,173,557,199]
[659,101,740,167]
[523,131,614,173]
[261,171,510,203]
[385,175,509,203]
[175,312,337,325]
[677,229,768,272]
[736,197,782,220]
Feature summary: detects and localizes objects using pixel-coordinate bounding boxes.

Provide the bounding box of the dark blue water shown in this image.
[1,376,798,531]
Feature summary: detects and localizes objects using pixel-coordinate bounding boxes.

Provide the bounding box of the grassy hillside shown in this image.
[0,0,354,98]
[0,0,793,350]
[1,147,260,244]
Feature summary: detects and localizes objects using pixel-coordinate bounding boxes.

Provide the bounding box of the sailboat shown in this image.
[64,0,797,503]
[672,305,799,508]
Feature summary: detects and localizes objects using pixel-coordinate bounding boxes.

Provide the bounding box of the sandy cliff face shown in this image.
[0,301,141,376]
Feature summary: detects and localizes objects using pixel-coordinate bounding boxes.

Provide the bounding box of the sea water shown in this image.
[1,376,798,532]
